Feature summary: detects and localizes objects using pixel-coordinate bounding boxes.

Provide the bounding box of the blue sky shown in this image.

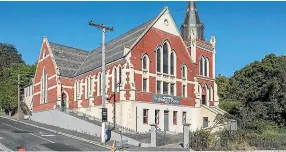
[0,1,285,77]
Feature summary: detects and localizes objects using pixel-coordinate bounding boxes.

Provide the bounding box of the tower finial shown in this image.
[180,1,205,41]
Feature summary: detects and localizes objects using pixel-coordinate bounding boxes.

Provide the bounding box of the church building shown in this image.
[31,1,224,133]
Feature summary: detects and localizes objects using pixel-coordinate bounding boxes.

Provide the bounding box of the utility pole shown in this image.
[89,21,113,144]
[18,74,20,121]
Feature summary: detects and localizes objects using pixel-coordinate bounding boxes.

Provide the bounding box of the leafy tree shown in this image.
[217,53,286,128]
[0,43,35,110]
[216,74,230,100]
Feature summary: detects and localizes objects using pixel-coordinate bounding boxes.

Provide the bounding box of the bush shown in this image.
[189,129,211,151]
[218,99,242,112]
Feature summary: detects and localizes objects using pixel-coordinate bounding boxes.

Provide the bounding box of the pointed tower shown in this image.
[180,1,205,41]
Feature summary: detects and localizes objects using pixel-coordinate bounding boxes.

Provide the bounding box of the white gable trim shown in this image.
[125,7,194,64]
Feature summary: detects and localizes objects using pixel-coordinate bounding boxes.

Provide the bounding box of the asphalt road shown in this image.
[0,117,109,151]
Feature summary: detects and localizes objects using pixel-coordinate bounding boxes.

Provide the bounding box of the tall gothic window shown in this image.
[182,64,187,79]
[170,52,174,75]
[114,68,117,92]
[142,55,147,70]
[200,56,209,77]
[41,67,47,104]
[86,77,89,98]
[200,57,204,76]
[118,67,122,84]
[208,86,212,101]
[204,58,208,77]
[163,43,168,74]
[98,73,101,96]
[157,47,161,72]
[89,77,93,97]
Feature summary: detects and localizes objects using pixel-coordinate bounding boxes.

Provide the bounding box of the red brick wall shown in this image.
[60,76,74,109]
[33,40,58,112]
[196,47,213,78]
[73,60,125,106]
[130,27,197,106]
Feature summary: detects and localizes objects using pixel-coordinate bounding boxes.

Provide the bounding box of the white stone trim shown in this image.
[62,85,73,89]
[48,74,56,80]
[199,56,210,77]
[38,54,51,63]
[34,82,41,86]
[48,85,57,91]
[33,91,40,96]
[197,75,215,81]
[141,53,150,92]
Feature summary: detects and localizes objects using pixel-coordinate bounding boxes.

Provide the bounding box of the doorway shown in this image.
[202,95,206,105]
[164,110,169,131]
[61,92,67,112]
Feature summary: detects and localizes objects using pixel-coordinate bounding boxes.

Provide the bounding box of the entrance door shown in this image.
[61,93,67,112]
[202,95,206,105]
[164,111,169,131]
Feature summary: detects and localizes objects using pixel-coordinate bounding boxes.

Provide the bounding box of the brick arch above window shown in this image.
[162,40,171,74]
[199,56,209,77]
[141,53,150,71]
[170,50,177,76]
[156,45,162,73]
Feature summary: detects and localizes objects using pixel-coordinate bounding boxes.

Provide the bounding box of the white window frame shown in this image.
[142,53,149,92]
[97,73,102,96]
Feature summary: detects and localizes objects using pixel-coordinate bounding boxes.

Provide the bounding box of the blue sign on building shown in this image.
[152,94,181,105]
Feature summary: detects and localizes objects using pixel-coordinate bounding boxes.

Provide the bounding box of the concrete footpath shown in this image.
[0,115,188,151]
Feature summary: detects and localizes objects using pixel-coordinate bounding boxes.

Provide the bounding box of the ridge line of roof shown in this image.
[49,41,89,53]
[90,18,155,53]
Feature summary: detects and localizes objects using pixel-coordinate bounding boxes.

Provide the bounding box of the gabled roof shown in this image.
[49,42,89,77]
[74,19,155,76]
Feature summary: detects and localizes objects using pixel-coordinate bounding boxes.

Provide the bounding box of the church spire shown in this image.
[180,1,205,41]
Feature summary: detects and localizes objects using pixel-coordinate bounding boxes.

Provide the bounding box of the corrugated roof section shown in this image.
[49,42,89,77]
[74,18,155,76]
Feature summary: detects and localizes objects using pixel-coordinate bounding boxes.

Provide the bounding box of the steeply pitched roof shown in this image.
[181,1,205,41]
[74,19,155,76]
[49,42,89,77]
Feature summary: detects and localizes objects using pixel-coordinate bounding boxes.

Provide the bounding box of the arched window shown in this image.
[156,47,161,72]
[142,55,147,70]
[182,64,187,79]
[141,54,149,92]
[204,58,209,77]
[43,50,46,59]
[89,76,93,97]
[170,52,174,75]
[200,57,204,76]
[113,68,117,92]
[41,67,47,104]
[208,86,212,101]
[98,73,102,96]
[86,77,89,98]
[163,42,169,74]
[118,66,122,84]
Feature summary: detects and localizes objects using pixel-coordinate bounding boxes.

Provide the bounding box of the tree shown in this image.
[0,43,23,68]
[0,43,35,110]
[216,74,230,100]
[217,53,286,127]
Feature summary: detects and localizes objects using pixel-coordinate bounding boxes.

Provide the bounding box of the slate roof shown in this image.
[49,42,89,77]
[74,18,155,76]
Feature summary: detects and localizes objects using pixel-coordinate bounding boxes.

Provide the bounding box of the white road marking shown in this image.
[29,133,55,143]
[39,132,55,137]
[2,123,54,143]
